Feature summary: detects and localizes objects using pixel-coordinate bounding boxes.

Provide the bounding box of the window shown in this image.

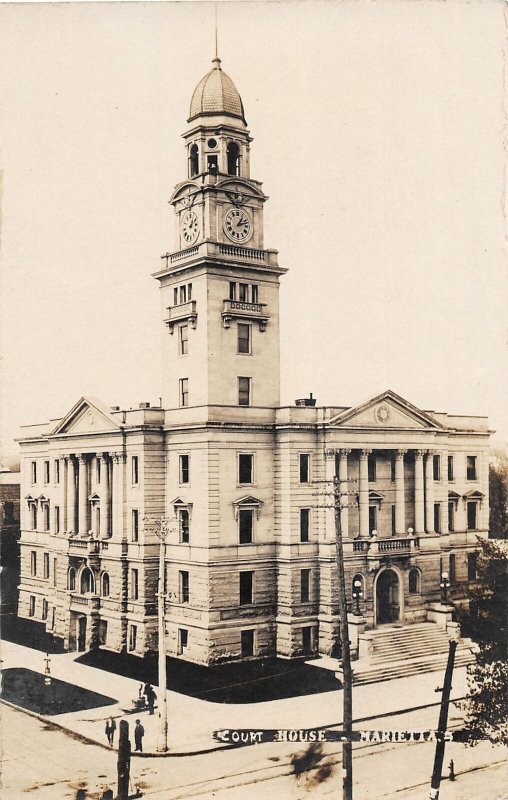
[391,505,396,535]
[241,629,254,657]
[238,509,253,544]
[467,501,478,531]
[178,324,189,355]
[99,620,108,646]
[466,456,478,481]
[229,281,236,300]
[390,456,396,483]
[179,378,189,407]
[132,509,139,542]
[179,508,190,543]
[54,505,60,534]
[300,508,310,542]
[130,568,139,600]
[302,627,312,655]
[131,456,139,485]
[44,461,50,484]
[238,453,253,484]
[179,454,190,485]
[468,552,477,581]
[238,376,251,406]
[68,567,76,591]
[53,558,57,586]
[409,568,420,594]
[207,153,218,172]
[433,455,441,481]
[31,461,37,484]
[300,569,311,603]
[30,551,37,576]
[239,283,249,302]
[369,506,377,535]
[299,453,310,483]
[237,323,251,354]
[447,455,454,482]
[227,141,240,175]
[4,502,14,524]
[96,458,101,484]
[251,285,258,303]
[239,571,253,605]
[189,143,199,177]
[174,283,192,305]
[29,596,35,617]
[31,505,37,531]
[80,568,94,594]
[43,504,50,531]
[96,507,101,535]
[129,625,137,652]
[448,502,455,532]
[55,459,60,484]
[43,553,49,579]
[42,599,48,620]
[368,454,377,483]
[178,628,188,654]
[449,554,456,584]
[434,503,441,534]
[102,573,110,596]
[179,570,189,603]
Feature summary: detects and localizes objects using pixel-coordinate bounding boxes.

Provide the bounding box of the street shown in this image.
[2,702,506,799]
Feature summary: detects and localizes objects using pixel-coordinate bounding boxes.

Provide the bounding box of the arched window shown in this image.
[102,572,110,597]
[68,567,76,591]
[189,144,199,177]
[80,567,94,595]
[227,142,240,176]
[409,568,421,594]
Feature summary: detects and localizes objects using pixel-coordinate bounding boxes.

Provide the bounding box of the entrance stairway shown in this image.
[352,623,475,686]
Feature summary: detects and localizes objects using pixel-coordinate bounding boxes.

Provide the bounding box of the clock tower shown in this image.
[154,58,287,413]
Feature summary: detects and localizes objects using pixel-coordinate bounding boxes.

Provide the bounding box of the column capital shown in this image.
[360,449,372,460]
[61,454,71,462]
[414,449,426,460]
[396,449,407,460]
[99,452,110,462]
[111,451,127,464]
[425,449,436,458]
[77,454,88,464]
[324,449,337,460]
[339,448,351,457]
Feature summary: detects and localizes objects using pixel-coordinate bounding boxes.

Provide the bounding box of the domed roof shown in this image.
[189,58,245,123]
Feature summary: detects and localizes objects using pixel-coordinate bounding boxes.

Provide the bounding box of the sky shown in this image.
[0,0,507,457]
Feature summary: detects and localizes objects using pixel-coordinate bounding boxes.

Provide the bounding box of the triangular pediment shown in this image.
[233,495,263,507]
[327,390,444,431]
[51,397,121,436]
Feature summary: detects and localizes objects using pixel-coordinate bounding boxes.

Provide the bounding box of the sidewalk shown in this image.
[0,640,470,757]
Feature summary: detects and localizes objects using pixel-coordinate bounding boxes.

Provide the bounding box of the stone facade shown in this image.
[17,58,490,666]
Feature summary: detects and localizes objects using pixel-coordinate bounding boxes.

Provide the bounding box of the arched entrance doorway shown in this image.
[376,569,400,625]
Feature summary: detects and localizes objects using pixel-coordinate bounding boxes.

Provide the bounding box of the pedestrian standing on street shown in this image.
[144,683,156,715]
[105,716,117,747]
[134,719,144,752]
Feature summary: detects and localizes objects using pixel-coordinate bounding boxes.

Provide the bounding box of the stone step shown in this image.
[369,644,473,665]
[352,650,474,686]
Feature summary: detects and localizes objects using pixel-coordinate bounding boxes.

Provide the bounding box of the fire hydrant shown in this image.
[449,759,455,781]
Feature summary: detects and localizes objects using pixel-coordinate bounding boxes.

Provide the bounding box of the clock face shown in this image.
[224,208,252,243]
[181,210,199,245]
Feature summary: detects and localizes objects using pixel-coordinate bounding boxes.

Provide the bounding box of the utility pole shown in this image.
[116,719,130,800]
[314,463,357,800]
[143,515,176,753]
[429,639,457,799]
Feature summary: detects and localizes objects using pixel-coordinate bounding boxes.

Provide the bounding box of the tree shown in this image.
[489,457,508,539]
[459,538,508,745]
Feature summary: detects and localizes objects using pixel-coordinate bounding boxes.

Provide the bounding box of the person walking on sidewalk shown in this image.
[134,719,144,752]
[144,683,156,715]
[105,716,116,747]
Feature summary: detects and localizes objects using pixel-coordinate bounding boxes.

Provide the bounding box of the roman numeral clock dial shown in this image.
[224,208,252,243]
[181,210,199,245]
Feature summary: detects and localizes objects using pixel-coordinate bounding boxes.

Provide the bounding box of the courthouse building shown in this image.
[17,58,490,665]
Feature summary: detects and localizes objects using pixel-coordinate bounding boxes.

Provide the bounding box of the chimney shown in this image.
[110,406,120,412]
[295,393,316,407]
[139,402,150,409]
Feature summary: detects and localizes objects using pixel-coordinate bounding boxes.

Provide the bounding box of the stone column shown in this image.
[339,449,351,538]
[414,450,425,534]
[324,449,337,542]
[441,450,449,535]
[359,449,371,537]
[78,455,89,535]
[101,453,111,538]
[425,451,435,533]
[62,456,69,531]
[67,456,77,533]
[112,452,127,539]
[395,450,406,535]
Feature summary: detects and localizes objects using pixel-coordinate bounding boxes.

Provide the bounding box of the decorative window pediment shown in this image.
[463,489,485,502]
[368,490,384,506]
[88,492,101,503]
[233,495,263,520]
[448,490,461,507]
[38,494,50,505]
[25,494,37,504]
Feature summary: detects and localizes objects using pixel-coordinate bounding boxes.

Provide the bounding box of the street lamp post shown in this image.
[352,579,363,616]
[440,571,450,605]
[143,515,176,753]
